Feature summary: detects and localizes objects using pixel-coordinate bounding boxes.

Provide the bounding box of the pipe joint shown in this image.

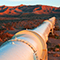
[9,39,38,60]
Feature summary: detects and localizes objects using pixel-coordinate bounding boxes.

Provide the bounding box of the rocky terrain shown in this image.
[0,4,60,16]
[0,4,60,60]
[47,17,60,60]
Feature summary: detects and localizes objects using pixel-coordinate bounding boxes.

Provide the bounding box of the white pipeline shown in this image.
[0,17,56,60]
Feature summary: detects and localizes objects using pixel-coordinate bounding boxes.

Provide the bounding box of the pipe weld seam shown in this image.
[8,39,38,60]
[44,20,53,28]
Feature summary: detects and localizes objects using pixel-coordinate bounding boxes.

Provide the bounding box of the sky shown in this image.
[0,0,60,7]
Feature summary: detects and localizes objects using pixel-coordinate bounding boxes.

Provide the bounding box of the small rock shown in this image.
[3,38,8,42]
[48,50,54,54]
[9,27,15,30]
[0,38,3,42]
[55,48,60,52]
[58,44,60,47]
[48,51,51,54]
[51,50,54,54]
[53,53,60,57]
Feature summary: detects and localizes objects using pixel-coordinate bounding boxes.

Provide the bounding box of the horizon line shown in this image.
[0,4,60,7]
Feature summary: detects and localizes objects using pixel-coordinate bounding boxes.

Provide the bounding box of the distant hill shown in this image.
[0,4,60,17]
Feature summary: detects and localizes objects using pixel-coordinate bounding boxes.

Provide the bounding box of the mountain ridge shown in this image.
[0,4,60,16]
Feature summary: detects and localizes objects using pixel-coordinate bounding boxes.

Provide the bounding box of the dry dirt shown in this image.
[48,17,60,60]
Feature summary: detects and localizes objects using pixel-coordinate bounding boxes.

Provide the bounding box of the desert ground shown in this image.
[48,17,60,60]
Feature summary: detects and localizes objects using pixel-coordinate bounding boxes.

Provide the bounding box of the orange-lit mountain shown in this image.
[0,4,60,16]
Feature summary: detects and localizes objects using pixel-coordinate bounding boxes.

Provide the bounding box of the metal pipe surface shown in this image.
[0,17,56,60]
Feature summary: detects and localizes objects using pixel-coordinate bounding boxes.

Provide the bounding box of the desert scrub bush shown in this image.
[55,45,60,48]
[55,36,60,39]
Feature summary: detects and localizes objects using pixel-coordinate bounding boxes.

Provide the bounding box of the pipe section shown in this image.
[0,17,56,60]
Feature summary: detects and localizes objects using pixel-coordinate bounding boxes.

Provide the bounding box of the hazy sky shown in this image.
[0,0,60,7]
